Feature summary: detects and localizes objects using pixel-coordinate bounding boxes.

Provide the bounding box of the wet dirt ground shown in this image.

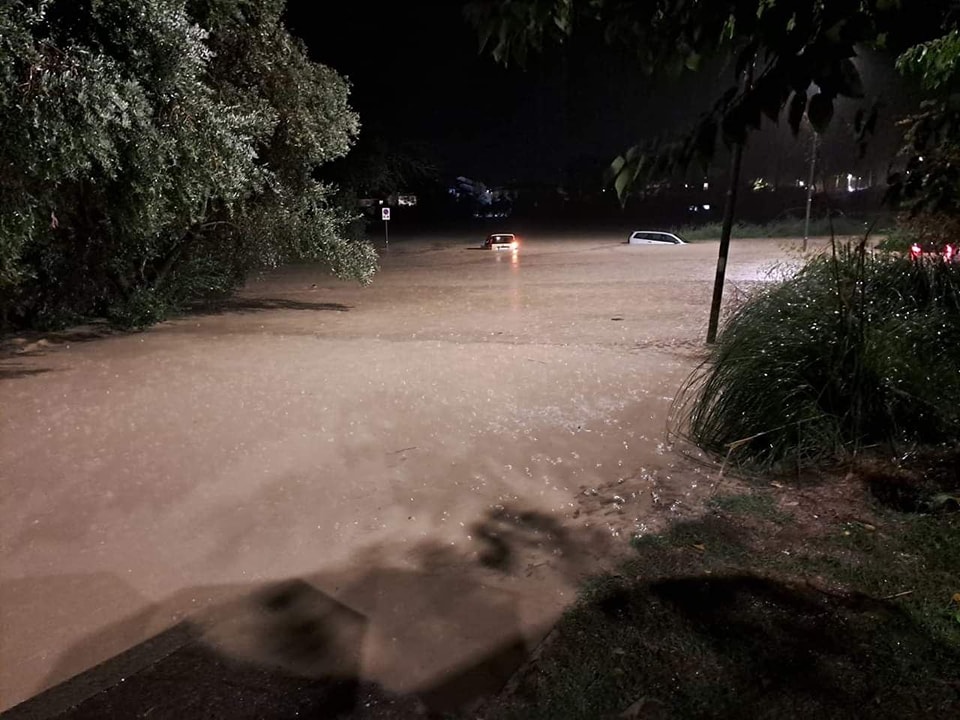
[0,233,811,713]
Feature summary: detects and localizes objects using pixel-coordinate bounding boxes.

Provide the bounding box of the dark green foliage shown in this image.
[678,243,960,469]
[0,0,374,330]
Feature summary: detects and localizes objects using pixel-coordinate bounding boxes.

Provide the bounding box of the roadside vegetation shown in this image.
[675,239,960,472]
[467,3,960,717]
[480,467,960,720]
[672,215,884,241]
[0,0,376,331]
[476,234,960,719]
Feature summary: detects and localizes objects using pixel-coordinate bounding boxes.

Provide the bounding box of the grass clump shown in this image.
[676,241,960,470]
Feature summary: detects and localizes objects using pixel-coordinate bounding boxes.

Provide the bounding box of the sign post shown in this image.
[381,207,390,247]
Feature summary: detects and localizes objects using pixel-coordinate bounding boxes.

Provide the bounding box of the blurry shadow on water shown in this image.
[471,506,592,573]
[4,503,610,719]
[188,297,351,315]
[0,363,53,380]
[0,324,119,361]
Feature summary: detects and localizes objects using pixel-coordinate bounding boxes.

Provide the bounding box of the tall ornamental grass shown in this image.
[678,241,960,470]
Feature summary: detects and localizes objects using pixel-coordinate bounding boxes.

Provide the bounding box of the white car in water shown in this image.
[483,233,519,251]
[627,230,687,245]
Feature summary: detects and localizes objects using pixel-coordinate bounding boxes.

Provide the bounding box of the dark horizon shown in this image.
[287,1,918,189]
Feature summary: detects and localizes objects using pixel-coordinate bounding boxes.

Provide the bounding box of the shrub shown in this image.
[877,212,960,252]
[0,0,374,331]
[677,240,960,470]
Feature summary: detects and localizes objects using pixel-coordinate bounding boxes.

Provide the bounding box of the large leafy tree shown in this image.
[466,0,951,195]
[323,133,439,203]
[0,0,375,329]
[466,0,957,341]
[890,29,960,215]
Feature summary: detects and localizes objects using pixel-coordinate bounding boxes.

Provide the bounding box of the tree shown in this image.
[322,133,439,203]
[466,0,954,339]
[0,0,375,329]
[467,1,957,177]
[889,29,960,215]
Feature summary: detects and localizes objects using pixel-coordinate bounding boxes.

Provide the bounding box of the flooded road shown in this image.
[0,233,806,711]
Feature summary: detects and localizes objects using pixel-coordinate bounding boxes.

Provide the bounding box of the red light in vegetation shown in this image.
[910,243,922,259]
[945,244,955,262]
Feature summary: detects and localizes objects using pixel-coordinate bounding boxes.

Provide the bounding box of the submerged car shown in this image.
[627,230,686,245]
[484,233,519,250]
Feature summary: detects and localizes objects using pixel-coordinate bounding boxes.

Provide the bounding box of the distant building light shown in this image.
[703,182,709,190]
[398,194,417,207]
[798,180,805,188]
[702,204,711,211]
[919,155,925,162]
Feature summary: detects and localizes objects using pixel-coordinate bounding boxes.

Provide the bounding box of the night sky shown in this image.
[287,1,917,187]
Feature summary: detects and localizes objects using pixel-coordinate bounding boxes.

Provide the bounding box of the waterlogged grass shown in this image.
[676,244,960,470]
[707,491,790,522]
[673,216,882,241]
[481,485,960,720]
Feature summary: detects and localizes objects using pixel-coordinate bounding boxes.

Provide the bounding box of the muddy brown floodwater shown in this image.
[0,233,813,712]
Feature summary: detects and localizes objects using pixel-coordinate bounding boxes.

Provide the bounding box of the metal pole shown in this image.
[803,131,818,252]
[706,141,746,345]
[706,60,754,345]
[384,219,389,248]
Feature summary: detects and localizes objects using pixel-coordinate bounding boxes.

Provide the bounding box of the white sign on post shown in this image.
[381,207,391,221]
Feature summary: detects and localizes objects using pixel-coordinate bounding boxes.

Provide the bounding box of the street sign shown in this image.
[381,207,391,221]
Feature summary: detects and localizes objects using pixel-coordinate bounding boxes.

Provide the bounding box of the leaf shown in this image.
[825,20,846,44]
[722,109,748,146]
[807,93,834,132]
[837,58,865,98]
[694,119,717,163]
[609,155,625,178]
[758,76,788,122]
[721,14,736,42]
[685,51,701,71]
[788,90,807,134]
[612,153,642,202]
[743,94,763,130]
